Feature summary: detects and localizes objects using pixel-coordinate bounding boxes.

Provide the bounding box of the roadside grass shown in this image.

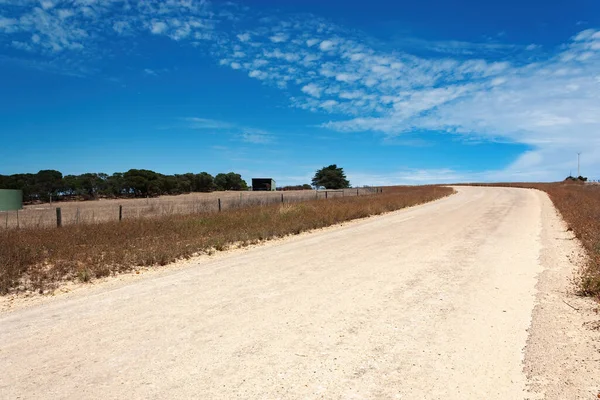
[464,182,600,298]
[0,186,454,294]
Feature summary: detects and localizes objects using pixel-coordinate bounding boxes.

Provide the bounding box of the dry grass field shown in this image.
[0,185,453,294]
[0,188,373,229]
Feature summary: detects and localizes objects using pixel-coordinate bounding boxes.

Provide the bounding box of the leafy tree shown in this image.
[193,172,215,192]
[311,164,350,189]
[175,174,194,194]
[123,169,160,197]
[35,170,63,201]
[160,175,179,195]
[106,173,126,196]
[214,172,247,191]
[62,175,81,196]
[79,173,108,198]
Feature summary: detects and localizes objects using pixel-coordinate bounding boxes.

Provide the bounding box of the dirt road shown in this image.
[1,187,598,399]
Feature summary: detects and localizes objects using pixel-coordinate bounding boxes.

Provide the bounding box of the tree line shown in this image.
[0,169,248,202]
[0,164,351,203]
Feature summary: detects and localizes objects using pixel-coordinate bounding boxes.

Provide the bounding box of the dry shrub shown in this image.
[0,186,453,294]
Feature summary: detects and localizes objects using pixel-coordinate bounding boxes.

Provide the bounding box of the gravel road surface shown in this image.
[1,186,598,399]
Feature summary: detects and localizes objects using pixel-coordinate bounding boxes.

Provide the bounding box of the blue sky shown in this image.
[1,0,599,186]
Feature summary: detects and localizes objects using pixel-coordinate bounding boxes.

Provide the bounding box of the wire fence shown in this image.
[1,187,382,230]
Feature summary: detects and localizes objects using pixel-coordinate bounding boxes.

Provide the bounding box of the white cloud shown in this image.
[40,1,54,10]
[270,33,288,43]
[339,90,363,99]
[335,73,358,82]
[230,61,241,69]
[319,39,335,51]
[248,69,268,79]
[320,99,339,110]
[113,21,131,35]
[143,68,157,76]
[0,16,18,33]
[57,9,74,20]
[150,21,168,34]
[237,32,251,42]
[301,83,322,98]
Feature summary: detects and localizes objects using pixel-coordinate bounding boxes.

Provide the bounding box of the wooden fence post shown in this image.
[357,189,359,196]
[281,193,284,203]
[119,205,123,221]
[218,198,221,212]
[16,210,19,229]
[56,207,62,228]
[325,191,328,199]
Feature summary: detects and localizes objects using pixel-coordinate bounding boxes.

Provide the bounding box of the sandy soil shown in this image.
[0,186,598,399]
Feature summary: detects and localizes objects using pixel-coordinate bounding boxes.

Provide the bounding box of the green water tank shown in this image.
[0,189,23,211]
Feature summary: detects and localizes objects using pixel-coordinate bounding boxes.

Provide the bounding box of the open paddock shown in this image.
[1,188,379,229]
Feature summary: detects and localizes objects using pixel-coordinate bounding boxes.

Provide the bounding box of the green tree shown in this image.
[106,173,126,197]
[123,169,160,197]
[62,175,82,196]
[214,172,247,191]
[311,165,350,189]
[193,172,215,192]
[35,170,63,201]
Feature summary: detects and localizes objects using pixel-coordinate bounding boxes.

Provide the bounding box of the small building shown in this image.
[0,189,23,211]
[252,178,276,191]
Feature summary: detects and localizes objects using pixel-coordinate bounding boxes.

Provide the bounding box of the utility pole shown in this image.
[577,152,581,177]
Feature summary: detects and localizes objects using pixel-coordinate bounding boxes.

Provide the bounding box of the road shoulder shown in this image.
[524,190,600,399]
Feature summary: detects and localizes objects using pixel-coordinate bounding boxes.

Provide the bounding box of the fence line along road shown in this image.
[0,187,382,230]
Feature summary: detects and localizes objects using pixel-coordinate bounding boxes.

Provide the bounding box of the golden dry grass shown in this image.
[0,186,453,294]
[1,189,370,229]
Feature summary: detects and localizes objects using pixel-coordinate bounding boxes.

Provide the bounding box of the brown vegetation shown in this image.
[0,186,454,294]
[1,188,367,229]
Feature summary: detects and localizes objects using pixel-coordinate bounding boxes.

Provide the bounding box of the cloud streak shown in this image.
[184,117,274,144]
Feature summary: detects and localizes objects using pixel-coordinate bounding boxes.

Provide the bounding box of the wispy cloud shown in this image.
[239,128,273,144]
[390,37,533,57]
[184,117,237,130]
[184,117,274,144]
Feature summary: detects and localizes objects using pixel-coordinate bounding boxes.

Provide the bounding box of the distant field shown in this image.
[0,188,374,229]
